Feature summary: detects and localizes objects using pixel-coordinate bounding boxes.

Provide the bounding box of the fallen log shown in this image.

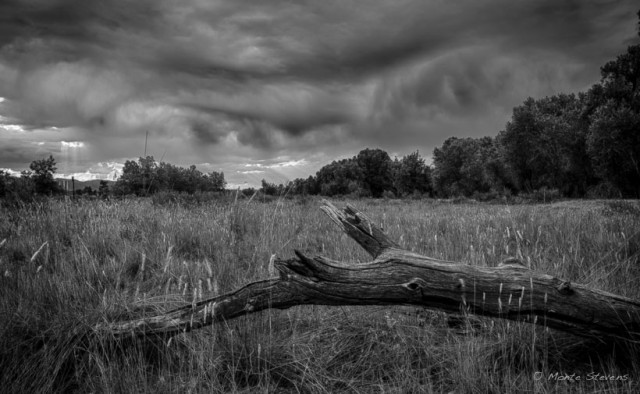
[96,200,640,341]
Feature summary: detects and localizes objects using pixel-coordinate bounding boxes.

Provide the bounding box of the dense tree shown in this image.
[284,175,320,196]
[478,137,514,193]
[493,28,640,198]
[497,94,598,195]
[206,171,226,192]
[114,156,226,196]
[0,170,35,202]
[356,148,393,197]
[305,176,320,195]
[288,178,307,196]
[114,159,144,195]
[29,155,60,195]
[587,103,640,196]
[98,180,110,199]
[585,39,640,197]
[432,137,505,197]
[138,156,159,195]
[315,158,365,196]
[261,179,282,196]
[392,151,432,196]
[599,45,640,106]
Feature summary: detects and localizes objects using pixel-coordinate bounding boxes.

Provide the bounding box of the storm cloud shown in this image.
[0,0,638,183]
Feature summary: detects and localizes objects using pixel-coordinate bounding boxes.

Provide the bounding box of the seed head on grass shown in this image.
[30,241,48,263]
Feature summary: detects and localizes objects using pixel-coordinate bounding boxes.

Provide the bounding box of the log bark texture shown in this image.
[96,200,640,341]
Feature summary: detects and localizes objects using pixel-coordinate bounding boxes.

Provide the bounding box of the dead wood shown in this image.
[95,200,640,342]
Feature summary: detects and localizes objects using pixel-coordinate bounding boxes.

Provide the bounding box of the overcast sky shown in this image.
[1,0,638,187]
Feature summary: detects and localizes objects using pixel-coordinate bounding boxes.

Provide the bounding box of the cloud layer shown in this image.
[0,0,638,183]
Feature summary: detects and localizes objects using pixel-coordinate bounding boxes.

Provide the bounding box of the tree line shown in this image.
[0,155,226,202]
[0,155,63,202]
[262,14,640,199]
[260,148,432,198]
[112,156,226,196]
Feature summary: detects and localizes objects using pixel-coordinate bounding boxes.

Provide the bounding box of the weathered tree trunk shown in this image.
[96,200,640,341]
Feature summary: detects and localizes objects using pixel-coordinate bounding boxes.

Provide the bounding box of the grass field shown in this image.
[1,197,640,393]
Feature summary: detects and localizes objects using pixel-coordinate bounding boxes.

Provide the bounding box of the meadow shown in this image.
[1,196,639,393]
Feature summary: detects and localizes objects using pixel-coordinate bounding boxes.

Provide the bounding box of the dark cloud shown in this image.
[0,136,62,169]
[0,144,38,165]
[237,120,280,149]
[189,119,222,145]
[0,0,163,48]
[179,82,358,136]
[0,0,639,183]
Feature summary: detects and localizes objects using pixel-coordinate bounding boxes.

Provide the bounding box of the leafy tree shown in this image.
[261,179,281,196]
[587,103,640,196]
[433,138,476,196]
[115,159,144,195]
[241,187,256,197]
[585,38,640,196]
[138,156,159,195]
[156,161,177,191]
[599,45,640,106]
[305,176,320,195]
[497,94,596,195]
[114,156,225,196]
[98,180,110,198]
[289,178,308,195]
[356,148,393,197]
[287,175,320,196]
[29,155,60,195]
[393,151,432,196]
[205,171,226,191]
[315,158,365,196]
[0,171,35,202]
[496,12,640,197]
[433,137,509,197]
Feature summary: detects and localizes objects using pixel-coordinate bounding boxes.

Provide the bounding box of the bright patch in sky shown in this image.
[0,168,20,177]
[61,141,85,148]
[1,124,25,132]
[245,159,308,169]
[239,170,266,174]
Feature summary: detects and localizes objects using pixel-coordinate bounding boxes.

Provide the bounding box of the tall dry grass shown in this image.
[0,197,639,393]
